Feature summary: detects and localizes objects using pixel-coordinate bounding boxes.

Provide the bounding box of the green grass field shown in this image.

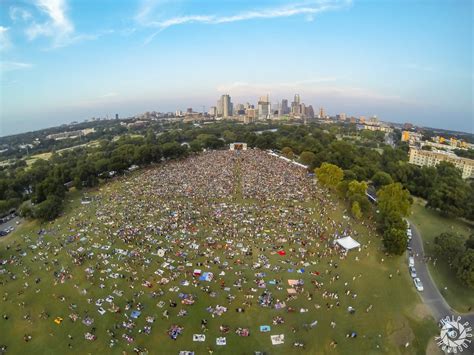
[0,160,438,355]
[409,198,473,313]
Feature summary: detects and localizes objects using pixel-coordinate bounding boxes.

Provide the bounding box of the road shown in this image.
[408,221,474,352]
[0,216,21,239]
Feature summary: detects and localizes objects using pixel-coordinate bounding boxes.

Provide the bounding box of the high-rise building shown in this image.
[339,113,346,121]
[217,94,232,118]
[318,107,325,119]
[291,94,301,115]
[294,94,300,105]
[258,95,271,119]
[305,105,315,119]
[115,113,119,120]
[234,103,245,115]
[280,99,289,115]
[208,106,217,117]
[187,108,193,114]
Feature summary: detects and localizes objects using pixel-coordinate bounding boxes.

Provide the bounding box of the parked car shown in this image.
[408,256,415,267]
[409,266,417,278]
[413,277,423,291]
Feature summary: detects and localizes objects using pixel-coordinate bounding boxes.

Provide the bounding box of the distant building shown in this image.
[246,108,257,122]
[115,113,119,120]
[291,94,302,116]
[403,122,413,130]
[339,113,347,121]
[258,95,271,119]
[208,106,217,117]
[318,107,326,119]
[217,94,232,118]
[280,99,289,115]
[46,128,95,140]
[401,130,422,145]
[409,148,474,179]
[187,108,193,114]
[305,105,315,119]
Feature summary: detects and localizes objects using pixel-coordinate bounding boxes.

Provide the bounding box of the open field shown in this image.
[0,150,437,354]
[409,198,473,313]
[23,141,101,167]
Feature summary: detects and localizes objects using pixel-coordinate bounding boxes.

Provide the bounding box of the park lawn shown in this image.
[0,174,438,355]
[409,198,473,313]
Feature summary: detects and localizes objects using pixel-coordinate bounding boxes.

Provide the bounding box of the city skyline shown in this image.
[0,0,473,136]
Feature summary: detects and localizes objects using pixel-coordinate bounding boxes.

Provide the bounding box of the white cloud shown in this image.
[135,0,352,44]
[138,0,352,42]
[25,0,74,47]
[0,61,33,73]
[0,26,11,51]
[9,7,33,22]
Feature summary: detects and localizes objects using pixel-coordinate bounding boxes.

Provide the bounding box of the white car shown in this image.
[409,256,415,267]
[413,277,423,291]
[98,307,106,315]
[409,266,417,278]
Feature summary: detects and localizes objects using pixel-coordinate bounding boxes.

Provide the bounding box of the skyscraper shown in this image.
[280,99,289,115]
[217,94,232,118]
[291,94,302,116]
[258,95,271,119]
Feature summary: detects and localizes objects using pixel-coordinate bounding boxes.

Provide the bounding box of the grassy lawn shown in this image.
[0,160,438,354]
[25,152,53,166]
[409,198,473,313]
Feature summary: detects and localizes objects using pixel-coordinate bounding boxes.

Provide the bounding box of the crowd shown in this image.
[0,148,383,354]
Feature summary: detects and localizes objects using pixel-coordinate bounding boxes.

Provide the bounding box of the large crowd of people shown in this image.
[0,148,386,354]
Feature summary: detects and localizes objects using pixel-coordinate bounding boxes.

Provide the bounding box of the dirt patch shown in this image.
[388,320,415,347]
[426,337,443,355]
[412,303,433,320]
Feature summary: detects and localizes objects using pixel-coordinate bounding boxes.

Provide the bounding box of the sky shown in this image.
[0,0,472,136]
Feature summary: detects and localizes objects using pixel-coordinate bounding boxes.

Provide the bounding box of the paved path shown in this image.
[408,221,474,352]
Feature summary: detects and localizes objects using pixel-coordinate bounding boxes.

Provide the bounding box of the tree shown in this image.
[281,147,294,159]
[371,171,393,189]
[455,249,474,288]
[346,180,369,213]
[427,162,469,218]
[18,201,33,218]
[34,195,63,221]
[299,151,316,166]
[383,228,408,255]
[377,183,411,218]
[222,130,237,143]
[433,232,465,265]
[465,234,474,250]
[351,201,362,219]
[347,180,367,201]
[315,163,344,189]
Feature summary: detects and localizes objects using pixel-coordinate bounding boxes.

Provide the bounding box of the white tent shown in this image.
[335,236,361,250]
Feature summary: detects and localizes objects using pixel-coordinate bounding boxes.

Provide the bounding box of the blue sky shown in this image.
[0,0,472,136]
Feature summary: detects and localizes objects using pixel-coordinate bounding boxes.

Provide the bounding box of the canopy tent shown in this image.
[335,236,361,251]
